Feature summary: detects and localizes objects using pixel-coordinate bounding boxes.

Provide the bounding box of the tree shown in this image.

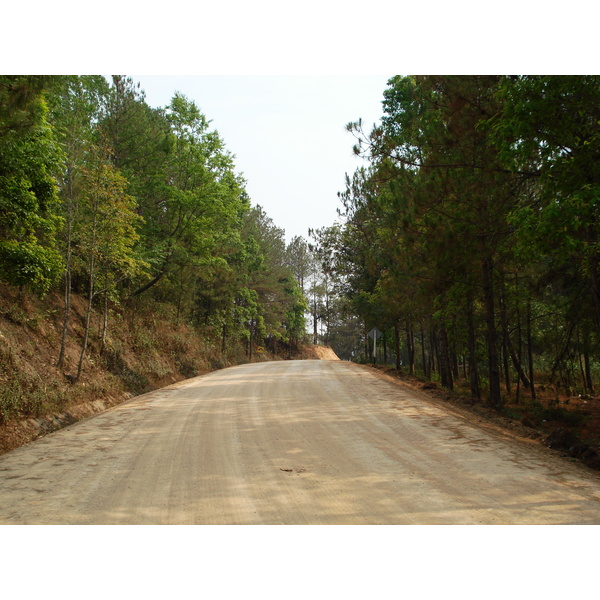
[243,206,303,347]
[495,76,600,331]
[347,76,529,404]
[0,76,64,293]
[47,75,111,368]
[286,235,311,296]
[125,92,247,307]
[74,149,146,381]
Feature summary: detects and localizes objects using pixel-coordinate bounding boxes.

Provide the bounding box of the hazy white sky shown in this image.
[133,75,390,242]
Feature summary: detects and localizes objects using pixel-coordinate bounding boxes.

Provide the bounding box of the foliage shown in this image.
[0,76,64,293]
[321,75,600,405]
[0,75,309,384]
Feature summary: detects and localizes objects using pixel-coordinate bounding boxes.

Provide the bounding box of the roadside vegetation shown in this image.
[0,75,311,438]
[307,76,600,456]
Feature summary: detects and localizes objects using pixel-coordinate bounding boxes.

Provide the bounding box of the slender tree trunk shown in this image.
[57,241,72,369]
[77,298,93,382]
[429,329,437,377]
[76,251,95,382]
[57,172,74,370]
[515,274,522,405]
[550,320,577,386]
[100,290,109,354]
[324,284,331,345]
[451,341,460,381]
[248,321,254,361]
[373,329,377,365]
[131,267,167,297]
[383,331,388,365]
[577,326,587,393]
[526,297,536,402]
[499,283,512,398]
[394,322,401,371]
[502,338,511,396]
[506,335,530,389]
[406,318,415,375]
[516,355,522,403]
[420,322,427,376]
[312,296,318,345]
[482,255,501,407]
[582,324,594,393]
[75,199,98,383]
[498,273,514,397]
[439,325,453,390]
[466,292,480,401]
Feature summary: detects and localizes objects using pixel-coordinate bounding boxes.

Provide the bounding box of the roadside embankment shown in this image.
[0,283,335,455]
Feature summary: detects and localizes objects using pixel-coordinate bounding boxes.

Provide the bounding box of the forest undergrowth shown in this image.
[369,363,600,471]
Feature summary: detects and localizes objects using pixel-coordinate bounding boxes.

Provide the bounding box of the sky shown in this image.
[132,75,390,243]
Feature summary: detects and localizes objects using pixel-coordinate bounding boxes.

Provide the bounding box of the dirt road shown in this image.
[1,359,599,524]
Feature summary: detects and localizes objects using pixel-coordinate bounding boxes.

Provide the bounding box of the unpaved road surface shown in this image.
[1,360,600,524]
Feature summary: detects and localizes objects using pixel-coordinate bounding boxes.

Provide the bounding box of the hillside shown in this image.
[0,284,330,455]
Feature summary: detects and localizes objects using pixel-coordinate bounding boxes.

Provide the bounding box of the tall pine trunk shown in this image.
[515,274,523,404]
[57,170,74,370]
[100,290,109,354]
[466,291,481,401]
[76,197,98,383]
[499,276,512,397]
[248,320,254,360]
[451,341,460,381]
[406,318,415,376]
[312,295,318,345]
[439,325,453,390]
[420,322,427,376]
[526,297,536,402]
[482,256,501,407]
[429,329,437,377]
[394,322,401,370]
[582,324,595,393]
[76,245,96,382]
[57,228,72,369]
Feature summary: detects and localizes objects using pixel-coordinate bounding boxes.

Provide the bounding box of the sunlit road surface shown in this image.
[1,359,600,524]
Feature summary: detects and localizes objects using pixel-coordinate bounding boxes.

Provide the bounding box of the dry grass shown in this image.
[0,284,322,454]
